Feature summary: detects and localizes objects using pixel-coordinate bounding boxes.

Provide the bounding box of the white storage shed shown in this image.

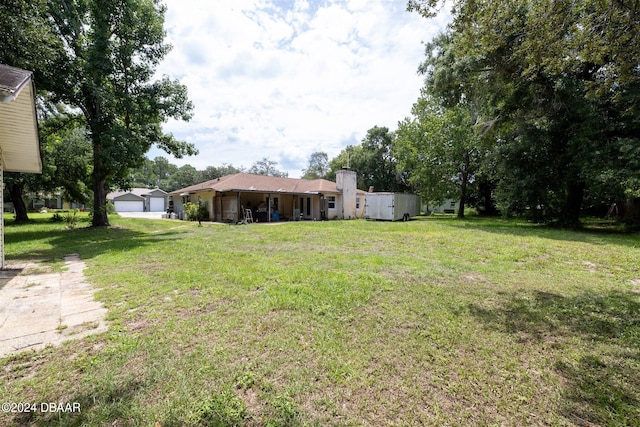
[364,193,420,221]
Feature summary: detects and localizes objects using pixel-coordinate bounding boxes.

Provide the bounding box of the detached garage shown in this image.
[108,188,167,213]
[114,197,144,212]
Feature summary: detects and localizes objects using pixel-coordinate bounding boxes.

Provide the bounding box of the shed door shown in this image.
[149,197,165,212]
[114,200,144,212]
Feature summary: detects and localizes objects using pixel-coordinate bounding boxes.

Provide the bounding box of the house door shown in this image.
[298,197,312,219]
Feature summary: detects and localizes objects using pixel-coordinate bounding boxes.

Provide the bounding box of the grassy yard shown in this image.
[1,214,639,426]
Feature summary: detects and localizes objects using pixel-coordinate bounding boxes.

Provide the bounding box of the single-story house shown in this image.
[169,169,365,223]
[107,188,167,212]
[0,64,43,268]
[430,199,460,215]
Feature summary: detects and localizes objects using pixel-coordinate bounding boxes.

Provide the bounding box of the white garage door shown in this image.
[149,197,165,212]
[114,200,144,212]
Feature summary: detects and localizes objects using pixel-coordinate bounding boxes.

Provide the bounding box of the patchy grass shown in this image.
[1,215,639,426]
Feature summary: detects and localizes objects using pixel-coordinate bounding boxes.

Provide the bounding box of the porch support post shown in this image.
[268,193,271,222]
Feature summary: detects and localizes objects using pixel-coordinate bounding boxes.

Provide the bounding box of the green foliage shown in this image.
[184,202,209,222]
[396,95,485,217]
[167,165,203,192]
[248,157,288,177]
[301,151,329,179]
[50,212,64,223]
[105,200,116,214]
[194,389,248,426]
[0,0,65,90]
[326,144,363,183]
[130,157,244,192]
[408,1,640,226]
[64,209,79,229]
[200,163,243,182]
[267,394,302,427]
[41,0,198,226]
[327,126,410,192]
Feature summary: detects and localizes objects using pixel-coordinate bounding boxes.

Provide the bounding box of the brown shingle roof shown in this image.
[107,188,167,200]
[169,173,344,196]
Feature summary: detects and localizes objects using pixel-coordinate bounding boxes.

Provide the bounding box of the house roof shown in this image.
[107,187,167,200]
[169,173,364,196]
[0,64,42,173]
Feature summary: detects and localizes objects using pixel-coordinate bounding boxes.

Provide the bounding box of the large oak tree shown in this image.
[2,0,196,226]
[46,0,197,226]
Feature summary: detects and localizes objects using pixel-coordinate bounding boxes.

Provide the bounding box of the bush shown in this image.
[64,210,79,230]
[50,212,64,223]
[184,202,209,222]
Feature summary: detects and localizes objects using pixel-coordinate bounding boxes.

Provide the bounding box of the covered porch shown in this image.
[170,190,330,223]
[214,191,328,223]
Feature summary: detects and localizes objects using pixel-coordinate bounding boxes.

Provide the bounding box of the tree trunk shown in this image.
[479,179,498,216]
[559,181,585,228]
[91,141,110,227]
[458,184,467,218]
[8,182,29,222]
[91,177,109,227]
[457,152,470,219]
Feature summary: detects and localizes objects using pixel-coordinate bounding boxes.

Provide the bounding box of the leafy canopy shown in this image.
[45,0,197,226]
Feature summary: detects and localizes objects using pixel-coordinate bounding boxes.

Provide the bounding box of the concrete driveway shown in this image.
[0,254,108,357]
[116,211,167,219]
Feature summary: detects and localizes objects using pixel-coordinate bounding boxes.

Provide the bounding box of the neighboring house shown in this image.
[430,199,460,215]
[107,188,167,212]
[169,170,365,223]
[0,64,43,268]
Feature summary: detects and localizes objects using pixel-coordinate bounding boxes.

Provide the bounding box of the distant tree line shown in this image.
[396,0,640,227]
[129,157,289,193]
[3,0,638,228]
[129,126,412,195]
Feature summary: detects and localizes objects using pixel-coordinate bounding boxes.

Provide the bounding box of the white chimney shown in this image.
[336,168,357,219]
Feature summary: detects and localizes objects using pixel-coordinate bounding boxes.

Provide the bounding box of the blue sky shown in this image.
[151,0,451,177]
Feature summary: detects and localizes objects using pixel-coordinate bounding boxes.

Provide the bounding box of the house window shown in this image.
[356,197,360,209]
[450,201,456,208]
[327,196,336,209]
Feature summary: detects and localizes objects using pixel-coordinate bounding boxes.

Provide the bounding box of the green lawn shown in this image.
[1,214,639,426]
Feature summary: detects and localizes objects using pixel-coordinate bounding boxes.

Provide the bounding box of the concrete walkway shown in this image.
[0,254,108,358]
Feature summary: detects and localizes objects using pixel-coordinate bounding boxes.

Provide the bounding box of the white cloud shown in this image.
[151,0,451,177]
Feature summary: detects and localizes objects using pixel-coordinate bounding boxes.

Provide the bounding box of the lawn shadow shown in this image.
[468,290,640,425]
[424,215,640,248]
[11,377,147,426]
[5,224,187,264]
[0,268,22,291]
